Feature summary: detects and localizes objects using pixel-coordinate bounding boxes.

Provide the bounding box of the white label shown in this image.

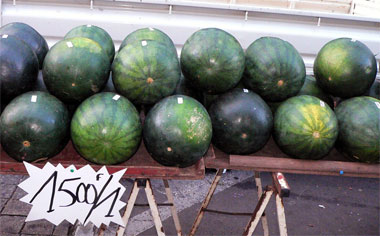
[86,24,92,27]
[243,89,249,93]
[375,102,380,109]
[320,101,325,107]
[66,41,73,48]
[31,95,37,103]
[2,34,8,38]
[112,95,120,101]
[18,162,127,227]
[148,27,154,31]
[350,38,357,42]
[177,97,183,104]
[141,40,147,46]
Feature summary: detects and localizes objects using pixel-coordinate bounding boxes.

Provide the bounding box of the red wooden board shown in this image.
[0,141,205,180]
[205,138,380,178]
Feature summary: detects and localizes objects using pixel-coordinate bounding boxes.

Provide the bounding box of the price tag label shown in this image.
[243,89,249,93]
[66,41,73,48]
[375,102,380,109]
[31,95,37,103]
[2,34,8,38]
[141,40,147,46]
[18,162,127,227]
[112,95,120,101]
[320,101,325,107]
[177,97,183,104]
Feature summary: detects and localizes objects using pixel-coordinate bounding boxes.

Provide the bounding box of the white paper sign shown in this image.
[18,162,127,227]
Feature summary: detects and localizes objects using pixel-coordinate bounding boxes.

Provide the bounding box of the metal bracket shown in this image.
[245,11,249,21]
[317,17,321,27]
[169,5,173,15]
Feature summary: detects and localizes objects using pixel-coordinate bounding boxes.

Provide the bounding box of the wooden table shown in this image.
[0,141,205,236]
[190,137,379,236]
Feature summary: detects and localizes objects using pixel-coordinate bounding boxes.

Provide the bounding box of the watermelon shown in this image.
[71,92,142,165]
[173,74,202,102]
[143,95,212,167]
[335,96,380,163]
[243,37,306,102]
[365,78,379,99]
[274,95,338,159]
[180,28,245,94]
[1,34,39,104]
[209,88,273,154]
[0,22,48,69]
[64,24,115,63]
[0,91,70,162]
[112,40,180,105]
[43,37,110,104]
[298,75,334,108]
[119,27,177,57]
[314,38,377,98]
[32,71,48,92]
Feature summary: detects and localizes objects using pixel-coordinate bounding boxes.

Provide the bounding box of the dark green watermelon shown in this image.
[209,88,273,154]
[314,38,377,98]
[201,80,245,109]
[112,40,180,105]
[43,37,110,104]
[365,78,379,99]
[0,91,70,162]
[1,34,39,104]
[64,24,115,63]
[32,71,48,92]
[274,95,338,159]
[173,74,202,102]
[335,96,379,163]
[0,22,48,69]
[71,92,142,165]
[243,37,306,102]
[298,75,334,108]
[119,27,177,56]
[143,95,212,167]
[101,73,116,93]
[180,28,245,94]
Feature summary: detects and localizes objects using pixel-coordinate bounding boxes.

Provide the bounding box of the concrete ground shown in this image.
[1,170,379,236]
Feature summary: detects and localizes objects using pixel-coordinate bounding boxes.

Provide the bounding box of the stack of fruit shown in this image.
[1,23,379,167]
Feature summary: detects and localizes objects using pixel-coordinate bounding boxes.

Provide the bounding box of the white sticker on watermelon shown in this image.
[112,95,120,101]
[31,95,37,103]
[87,24,92,27]
[350,38,357,42]
[141,41,147,46]
[177,97,183,104]
[375,102,380,109]
[320,101,325,107]
[243,89,249,93]
[2,35,8,38]
[66,42,73,48]
[149,27,154,31]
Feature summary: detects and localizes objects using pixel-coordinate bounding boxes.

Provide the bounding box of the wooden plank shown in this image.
[0,141,205,180]
[205,138,380,178]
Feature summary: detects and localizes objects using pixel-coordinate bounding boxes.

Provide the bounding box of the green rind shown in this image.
[335,96,380,163]
[314,38,377,98]
[43,37,110,104]
[0,35,39,104]
[365,78,380,100]
[209,88,273,154]
[64,25,115,63]
[0,22,49,69]
[173,74,202,102]
[71,92,142,165]
[274,95,338,159]
[143,95,212,167]
[298,75,334,108]
[119,27,177,57]
[112,40,180,105]
[180,28,245,94]
[243,37,306,102]
[0,91,70,162]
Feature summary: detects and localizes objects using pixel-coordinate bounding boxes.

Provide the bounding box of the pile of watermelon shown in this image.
[1,22,379,166]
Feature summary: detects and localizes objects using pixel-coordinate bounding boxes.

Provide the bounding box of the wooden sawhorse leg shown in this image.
[115,179,183,236]
[244,172,290,236]
[189,169,273,236]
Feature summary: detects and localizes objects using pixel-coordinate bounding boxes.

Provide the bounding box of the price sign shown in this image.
[18,162,127,227]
